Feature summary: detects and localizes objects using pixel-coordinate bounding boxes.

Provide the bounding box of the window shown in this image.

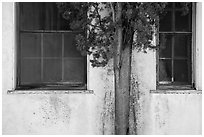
[157,2,194,89]
[16,2,87,90]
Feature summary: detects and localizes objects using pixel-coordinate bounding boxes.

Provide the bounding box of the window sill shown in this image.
[157,84,194,90]
[7,89,94,94]
[150,89,202,94]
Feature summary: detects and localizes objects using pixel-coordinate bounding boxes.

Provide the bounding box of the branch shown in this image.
[114,2,123,70]
[110,2,115,23]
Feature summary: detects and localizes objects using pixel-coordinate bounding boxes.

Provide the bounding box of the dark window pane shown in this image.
[159,59,172,81]
[20,2,70,30]
[64,58,85,83]
[174,34,191,58]
[64,33,82,57]
[165,3,173,9]
[175,11,191,31]
[21,33,41,57]
[175,2,192,9]
[174,60,189,82]
[20,3,44,30]
[175,2,183,9]
[42,3,71,30]
[159,11,172,31]
[159,34,172,58]
[21,59,41,84]
[43,33,62,57]
[43,59,62,82]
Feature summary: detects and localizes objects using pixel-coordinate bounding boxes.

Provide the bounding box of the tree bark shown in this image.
[115,46,132,135]
[114,3,132,135]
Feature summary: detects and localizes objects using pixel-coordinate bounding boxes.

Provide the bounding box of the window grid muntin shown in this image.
[62,33,64,82]
[16,2,87,89]
[19,31,86,84]
[158,3,192,85]
[41,33,44,81]
[18,31,87,89]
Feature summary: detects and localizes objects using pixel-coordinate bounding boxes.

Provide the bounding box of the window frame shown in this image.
[15,2,88,90]
[156,2,196,90]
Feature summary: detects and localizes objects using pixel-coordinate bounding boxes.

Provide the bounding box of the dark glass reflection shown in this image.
[165,3,173,9]
[64,33,82,57]
[20,2,70,30]
[174,34,191,58]
[44,33,62,57]
[174,60,188,82]
[64,58,85,83]
[21,59,41,84]
[175,11,191,31]
[43,59,62,82]
[159,34,172,58]
[21,33,41,57]
[175,2,192,9]
[159,59,172,81]
[159,11,172,32]
[175,2,184,8]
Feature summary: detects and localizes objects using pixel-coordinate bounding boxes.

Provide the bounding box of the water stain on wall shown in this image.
[39,95,71,127]
[99,64,115,135]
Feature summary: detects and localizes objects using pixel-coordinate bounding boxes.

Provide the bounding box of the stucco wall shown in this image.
[2,2,115,135]
[130,45,202,135]
[149,93,202,135]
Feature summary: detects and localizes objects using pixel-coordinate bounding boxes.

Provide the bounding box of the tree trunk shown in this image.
[114,3,132,135]
[115,46,132,135]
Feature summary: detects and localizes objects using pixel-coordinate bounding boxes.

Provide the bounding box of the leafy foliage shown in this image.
[56,2,190,67]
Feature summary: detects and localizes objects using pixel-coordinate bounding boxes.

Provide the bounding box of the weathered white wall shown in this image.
[130,48,156,134]
[130,42,202,135]
[131,2,202,135]
[149,93,202,135]
[2,2,115,135]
